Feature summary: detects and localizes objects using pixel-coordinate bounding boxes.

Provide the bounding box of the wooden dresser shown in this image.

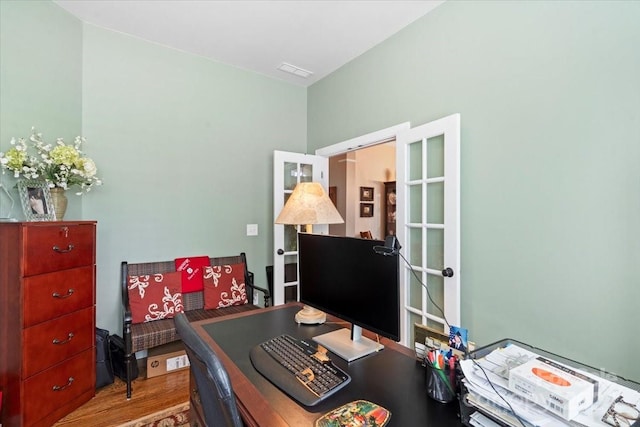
[0,221,96,427]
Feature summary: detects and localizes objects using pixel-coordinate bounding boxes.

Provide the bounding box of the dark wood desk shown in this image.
[190,303,461,426]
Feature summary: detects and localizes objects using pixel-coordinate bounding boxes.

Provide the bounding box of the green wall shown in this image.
[2,0,638,382]
[82,25,307,333]
[308,1,640,380]
[1,1,307,337]
[0,0,83,219]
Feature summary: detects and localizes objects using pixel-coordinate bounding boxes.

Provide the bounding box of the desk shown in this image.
[190,303,461,426]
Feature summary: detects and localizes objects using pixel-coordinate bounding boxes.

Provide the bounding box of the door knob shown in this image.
[277,249,284,255]
[442,267,454,277]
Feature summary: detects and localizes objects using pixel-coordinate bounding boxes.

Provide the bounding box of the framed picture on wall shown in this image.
[360,203,374,217]
[17,180,56,221]
[360,186,374,201]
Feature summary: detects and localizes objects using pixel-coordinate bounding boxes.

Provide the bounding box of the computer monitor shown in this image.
[298,233,400,361]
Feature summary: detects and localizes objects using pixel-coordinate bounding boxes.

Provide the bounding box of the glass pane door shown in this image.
[397,114,460,347]
[273,151,328,305]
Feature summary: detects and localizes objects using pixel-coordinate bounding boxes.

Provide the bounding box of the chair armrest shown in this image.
[120,261,133,350]
[241,253,271,307]
[246,270,271,307]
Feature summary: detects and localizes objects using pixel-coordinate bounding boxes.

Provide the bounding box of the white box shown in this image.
[147,341,190,378]
[508,357,597,420]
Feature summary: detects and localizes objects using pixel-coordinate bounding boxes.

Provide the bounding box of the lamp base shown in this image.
[295,305,326,324]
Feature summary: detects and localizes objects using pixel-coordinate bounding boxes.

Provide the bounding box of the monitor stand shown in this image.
[313,325,384,362]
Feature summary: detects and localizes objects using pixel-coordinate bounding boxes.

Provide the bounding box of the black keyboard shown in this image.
[249,334,351,406]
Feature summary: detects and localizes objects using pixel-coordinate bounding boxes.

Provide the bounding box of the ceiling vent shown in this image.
[277,62,313,79]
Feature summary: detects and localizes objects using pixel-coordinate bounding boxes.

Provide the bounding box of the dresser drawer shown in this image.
[23,348,95,426]
[23,223,95,276]
[23,307,94,378]
[23,266,95,327]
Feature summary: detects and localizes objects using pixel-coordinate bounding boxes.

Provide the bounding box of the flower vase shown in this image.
[50,187,68,220]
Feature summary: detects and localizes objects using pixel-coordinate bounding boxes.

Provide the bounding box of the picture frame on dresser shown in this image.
[17,180,56,221]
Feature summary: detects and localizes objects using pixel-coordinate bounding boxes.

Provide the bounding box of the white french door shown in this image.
[396,114,461,347]
[272,151,328,306]
[272,115,460,349]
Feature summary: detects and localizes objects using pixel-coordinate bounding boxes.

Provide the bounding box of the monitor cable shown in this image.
[374,237,527,427]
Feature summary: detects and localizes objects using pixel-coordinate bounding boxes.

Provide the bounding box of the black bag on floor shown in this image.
[110,333,138,381]
[96,328,114,389]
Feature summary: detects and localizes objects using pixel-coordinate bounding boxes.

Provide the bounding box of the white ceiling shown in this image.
[54,0,444,87]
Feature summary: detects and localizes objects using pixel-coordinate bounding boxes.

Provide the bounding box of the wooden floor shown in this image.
[53,368,190,427]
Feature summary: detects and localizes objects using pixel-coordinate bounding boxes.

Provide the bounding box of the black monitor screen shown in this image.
[298,233,400,342]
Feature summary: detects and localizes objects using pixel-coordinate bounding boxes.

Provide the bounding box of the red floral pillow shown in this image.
[203,263,248,310]
[128,272,184,324]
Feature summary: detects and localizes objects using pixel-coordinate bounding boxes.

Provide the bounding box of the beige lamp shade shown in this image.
[275,182,344,225]
[275,182,342,324]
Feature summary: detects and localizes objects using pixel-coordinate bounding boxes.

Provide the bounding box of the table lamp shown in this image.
[275,182,344,324]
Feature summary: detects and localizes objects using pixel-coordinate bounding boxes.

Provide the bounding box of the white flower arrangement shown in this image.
[0,127,102,195]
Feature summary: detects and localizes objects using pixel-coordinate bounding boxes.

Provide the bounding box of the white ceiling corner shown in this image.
[53,0,444,87]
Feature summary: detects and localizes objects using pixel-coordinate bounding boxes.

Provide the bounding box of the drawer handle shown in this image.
[52,289,75,299]
[52,377,74,391]
[53,244,75,253]
[52,332,74,345]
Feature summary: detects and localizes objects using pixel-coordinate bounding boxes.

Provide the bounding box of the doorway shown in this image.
[273,115,460,348]
[328,142,396,240]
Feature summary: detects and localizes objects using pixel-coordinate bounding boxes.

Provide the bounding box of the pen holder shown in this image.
[425,363,456,403]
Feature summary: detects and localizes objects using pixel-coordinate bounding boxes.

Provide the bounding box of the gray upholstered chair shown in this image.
[174,313,243,427]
